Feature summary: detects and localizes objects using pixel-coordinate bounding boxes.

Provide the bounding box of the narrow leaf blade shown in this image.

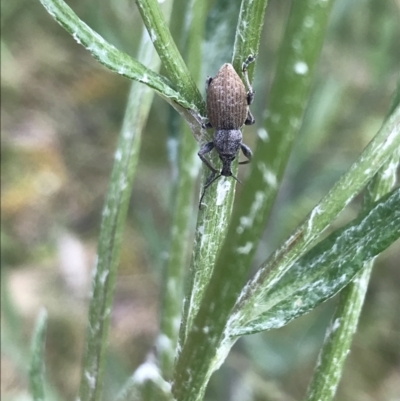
[231,187,400,336]
[29,308,48,401]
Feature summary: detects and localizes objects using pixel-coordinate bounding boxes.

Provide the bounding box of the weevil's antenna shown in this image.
[199,173,243,209]
[231,173,242,185]
[199,173,221,208]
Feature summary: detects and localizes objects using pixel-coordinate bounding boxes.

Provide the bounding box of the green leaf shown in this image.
[232,0,268,73]
[157,0,206,379]
[114,356,172,401]
[172,0,337,399]
[77,13,167,401]
[231,104,400,329]
[231,187,400,336]
[303,87,400,401]
[29,308,48,401]
[38,0,194,110]
[135,0,204,111]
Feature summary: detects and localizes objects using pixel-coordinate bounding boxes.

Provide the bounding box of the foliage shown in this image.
[2,0,399,400]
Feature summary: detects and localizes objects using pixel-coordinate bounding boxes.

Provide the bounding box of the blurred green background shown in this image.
[1,0,399,400]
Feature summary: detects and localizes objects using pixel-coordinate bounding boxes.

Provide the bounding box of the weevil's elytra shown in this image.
[206,64,249,130]
[198,55,256,208]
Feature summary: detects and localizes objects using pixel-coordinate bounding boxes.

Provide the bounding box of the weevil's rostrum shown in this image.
[198,55,255,207]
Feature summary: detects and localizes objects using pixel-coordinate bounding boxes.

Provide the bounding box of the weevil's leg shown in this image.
[199,172,222,209]
[190,110,209,128]
[239,143,253,165]
[205,76,213,92]
[246,91,255,106]
[245,109,255,125]
[242,54,256,105]
[243,54,256,70]
[198,141,218,174]
[202,77,214,129]
[198,141,220,209]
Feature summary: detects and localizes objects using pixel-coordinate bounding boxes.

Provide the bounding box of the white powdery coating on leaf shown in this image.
[294,61,309,75]
[324,317,342,341]
[172,316,181,332]
[293,297,303,308]
[91,30,108,47]
[188,153,201,179]
[258,162,277,187]
[382,158,398,180]
[85,371,96,389]
[72,31,81,45]
[156,334,173,353]
[236,242,253,254]
[292,38,301,50]
[307,205,323,235]
[304,16,314,28]
[257,128,269,142]
[224,310,239,335]
[199,232,209,251]
[114,149,122,161]
[42,2,56,18]
[290,116,300,128]
[133,360,162,384]
[102,204,110,218]
[198,224,205,235]
[91,321,100,336]
[236,191,265,234]
[119,177,127,191]
[167,278,177,294]
[332,318,341,332]
[211,336,236,374]
[353,269,371,293]
[216,178,232,205]
[123,124,134,139]
[100,270,109,285]
[381,123,400,150]
[149,29,157,42]
[252,314,288,332]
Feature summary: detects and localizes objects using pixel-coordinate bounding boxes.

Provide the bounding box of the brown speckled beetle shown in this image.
[198,55,255,207]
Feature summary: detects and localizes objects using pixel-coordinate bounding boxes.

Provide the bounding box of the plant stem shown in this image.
[29,308,48,401]
[232,0,269,73]
[39,0,194,110]
[221,0,336,328]
[172,0,335,399]
[158,0,206,379]
[178,0,269,345]
[231,186,400,335]
[232,104,400,328]
[78,23,163,401]
[303,155,399,401]
[303,85,400,400]
[135,0,204,112]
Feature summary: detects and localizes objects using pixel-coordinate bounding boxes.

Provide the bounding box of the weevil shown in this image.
[198,55,256,208]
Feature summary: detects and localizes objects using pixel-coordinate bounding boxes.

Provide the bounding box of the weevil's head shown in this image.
[220,154,236,177]
[219,155,242,189]
[213,128,242,177]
